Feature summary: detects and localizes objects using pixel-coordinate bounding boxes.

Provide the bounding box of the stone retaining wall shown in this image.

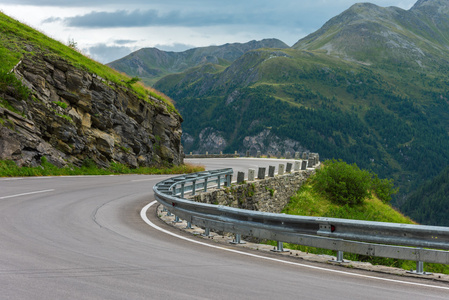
[191,169,316,213]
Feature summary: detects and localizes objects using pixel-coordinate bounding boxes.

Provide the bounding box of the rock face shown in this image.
[242,129,308,157]
[0,54,183,168]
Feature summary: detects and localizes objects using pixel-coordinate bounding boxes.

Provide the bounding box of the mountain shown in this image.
[293,0,449,70]
[0,12,183,168]
[149,0,449,220]
[401,166,449,226]
[107,39,289,86]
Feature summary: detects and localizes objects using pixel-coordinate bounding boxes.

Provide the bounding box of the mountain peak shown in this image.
[411,0,449,16]
[412,0,449,10]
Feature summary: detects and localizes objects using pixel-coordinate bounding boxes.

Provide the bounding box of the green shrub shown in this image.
[0,70,30,100]
[313,159,372,206]
[55,101,68,109]
[371,174,398,203]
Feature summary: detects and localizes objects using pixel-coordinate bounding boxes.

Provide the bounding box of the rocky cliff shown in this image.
[0,54,183,168]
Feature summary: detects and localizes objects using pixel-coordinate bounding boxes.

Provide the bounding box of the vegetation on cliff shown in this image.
[280,160,448,274]
[0,12,184,170]
[0,12,175,112]
[0,158,203,177]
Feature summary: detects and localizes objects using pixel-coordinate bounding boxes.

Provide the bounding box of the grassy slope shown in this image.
[0,12,176,113]
[0,159,204,177]
[280,182,449,274]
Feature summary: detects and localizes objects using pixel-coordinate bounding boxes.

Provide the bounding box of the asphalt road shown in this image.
[1,158,448,299]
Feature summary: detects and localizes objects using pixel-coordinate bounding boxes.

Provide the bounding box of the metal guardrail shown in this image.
[153,168,449,273]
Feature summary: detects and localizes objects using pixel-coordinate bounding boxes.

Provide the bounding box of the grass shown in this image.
[0,158,204,177]
[0,12,177,114]
[274,181,449,274]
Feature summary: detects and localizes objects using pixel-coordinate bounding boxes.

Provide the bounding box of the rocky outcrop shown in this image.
[243,129,308,157]
[0,54,183,168]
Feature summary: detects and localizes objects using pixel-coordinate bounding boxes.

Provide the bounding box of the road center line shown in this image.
[141,201,449,291]
[0,189,55,200]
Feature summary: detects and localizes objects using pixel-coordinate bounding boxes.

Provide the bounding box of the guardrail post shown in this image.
[237,172,245,183]
[180,183,185,198]
[231,233,246,244]
[202,227,211,237]
[308,157,314,168]
[268,166,275,177]
[301,160,307,170]
[407,260,432,275]
[186,221,193,229]
[217,175,221,189]
[225,174,232,187]
[271,241,288,252]
[294,161,300,171]
[286,163,293,173]
[278,164,285,175]
[173,215,182,223]
[258,167,266,179]
[204,178,208,192]
[248,169,255,181]
[192,180,197,195]
[295,152,301,159]
[335,251,344,263]
[285,151,291,159]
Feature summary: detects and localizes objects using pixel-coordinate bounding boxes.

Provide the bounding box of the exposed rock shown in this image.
[197,127,227,154]
[0,54,183,168]
[243,129,308,156]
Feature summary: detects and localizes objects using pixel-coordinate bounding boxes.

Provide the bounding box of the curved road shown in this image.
[0,158,448,299]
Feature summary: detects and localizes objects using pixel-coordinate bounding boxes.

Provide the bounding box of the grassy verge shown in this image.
[0,159,204,177]
[273,182,449,274]
[0,12,177,114]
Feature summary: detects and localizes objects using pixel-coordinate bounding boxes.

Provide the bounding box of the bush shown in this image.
[313,159,372,206]
[371,174,398,204]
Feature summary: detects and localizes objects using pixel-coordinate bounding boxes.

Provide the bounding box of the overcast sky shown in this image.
[1,0,416,63]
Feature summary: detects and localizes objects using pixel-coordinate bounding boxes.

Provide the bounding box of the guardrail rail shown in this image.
[153,168,449,274]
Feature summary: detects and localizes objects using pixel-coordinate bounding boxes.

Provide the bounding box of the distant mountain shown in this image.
[293,0,449,70]
[151,0,449,220]
[108,39,289,86]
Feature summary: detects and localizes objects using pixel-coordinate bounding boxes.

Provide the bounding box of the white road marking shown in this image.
[0,189,55,200]
[141,201,449,291]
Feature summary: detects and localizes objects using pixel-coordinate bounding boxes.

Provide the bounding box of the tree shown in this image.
[313,159,372,206]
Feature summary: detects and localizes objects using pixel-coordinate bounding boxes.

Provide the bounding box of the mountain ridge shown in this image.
[108,38,289,86]
[292,0,449,69]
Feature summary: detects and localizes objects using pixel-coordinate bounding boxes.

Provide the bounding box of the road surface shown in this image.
[1,158,448,299]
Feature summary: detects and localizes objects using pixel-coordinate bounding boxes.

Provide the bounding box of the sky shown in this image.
[0,0,417,64]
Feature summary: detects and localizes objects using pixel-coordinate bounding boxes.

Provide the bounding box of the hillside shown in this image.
[401,166,449,226]
[107,39,288,86]
[0,12,183,168]
[293,1,449,71]
[149,0,449,220]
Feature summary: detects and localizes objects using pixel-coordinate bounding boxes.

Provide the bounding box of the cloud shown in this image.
[85,43,134,64]
[114,39,137,45]
[41,16,62,23]
[58,8,283,28]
